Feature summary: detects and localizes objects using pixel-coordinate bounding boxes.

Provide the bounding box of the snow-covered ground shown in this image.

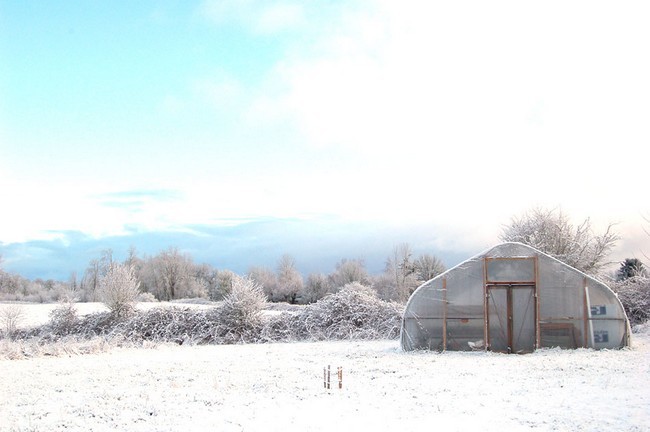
[2,301,291,330]
[1,307,649,432]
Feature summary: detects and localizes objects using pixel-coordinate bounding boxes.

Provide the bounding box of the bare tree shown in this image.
[329,259,369,289]
[192,264,236,301]
[143,247,205,300]
[303,273,332,303]
[82,259,102,302]
[248,266,277,301]
[215,269,236,300]
[0,304,25,337]
[156,248,189,300]
[414,253,446,283]
[500,207,619,275]
[276,254,304,303]
[379,243,419,302]
[81,249,114,302]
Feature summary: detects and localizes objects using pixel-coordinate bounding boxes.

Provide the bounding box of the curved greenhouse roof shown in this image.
[401,242,630,353]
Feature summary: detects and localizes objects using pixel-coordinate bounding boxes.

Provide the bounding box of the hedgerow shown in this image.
[2,281,405,358]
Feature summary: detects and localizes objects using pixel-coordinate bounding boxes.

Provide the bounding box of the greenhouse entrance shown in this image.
[487,285,536,354]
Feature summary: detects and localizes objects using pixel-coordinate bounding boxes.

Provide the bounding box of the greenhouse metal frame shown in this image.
[401,242,631,353]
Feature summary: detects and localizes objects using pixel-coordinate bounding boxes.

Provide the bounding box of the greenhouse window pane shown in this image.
[487,258,535,282]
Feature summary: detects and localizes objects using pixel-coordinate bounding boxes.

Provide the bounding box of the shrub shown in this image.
[115,306,218,344]
[263,282,404,341]
[48,299,80,336]
[613,276,650,325]
[214,275,267,343]
[137,292,157,303]
[0,304,25,338]
[7,278,405,353]
[260,311,300,342]
[99,263,140,318]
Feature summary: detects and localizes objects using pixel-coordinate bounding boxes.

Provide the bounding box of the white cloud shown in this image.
[192,73,244,111]
[244,0,650,234]
[199,0,306,34]
[6,0,649,263]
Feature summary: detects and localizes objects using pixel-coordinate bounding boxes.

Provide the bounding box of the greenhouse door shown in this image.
[487,286,536,354]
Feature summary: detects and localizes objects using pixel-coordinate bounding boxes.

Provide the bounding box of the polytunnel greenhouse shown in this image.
[401,242,630,353]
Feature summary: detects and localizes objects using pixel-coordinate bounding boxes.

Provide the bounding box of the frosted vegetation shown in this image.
[0,280,403,359]
[0,243,443,305]
[0,206,648,353]
[1,207,649,430]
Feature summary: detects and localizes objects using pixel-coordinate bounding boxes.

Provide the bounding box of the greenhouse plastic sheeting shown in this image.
[401,242,630,353]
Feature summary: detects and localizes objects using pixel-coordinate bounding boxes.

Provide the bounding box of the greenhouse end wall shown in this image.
[401,243,630,353]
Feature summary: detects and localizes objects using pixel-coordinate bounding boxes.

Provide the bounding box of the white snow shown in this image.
[5,302,216,330]
[1,306,649,431]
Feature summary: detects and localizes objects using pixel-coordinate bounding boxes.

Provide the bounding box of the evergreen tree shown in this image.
[617,258,646,281]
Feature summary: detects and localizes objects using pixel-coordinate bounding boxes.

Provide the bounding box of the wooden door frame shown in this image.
[486,284,536,353]
[483,256,539,353]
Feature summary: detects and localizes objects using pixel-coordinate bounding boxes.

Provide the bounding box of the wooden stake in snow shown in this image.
[327,365,331,389]
[337,366,343,389]
[324,365,342,390]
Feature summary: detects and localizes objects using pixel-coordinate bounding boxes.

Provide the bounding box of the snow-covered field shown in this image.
[5,301,218,330]
[1,306,649,432]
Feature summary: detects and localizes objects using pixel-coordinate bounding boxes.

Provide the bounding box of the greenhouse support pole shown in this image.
[582,278,589,348]
[534,256,541,349]
[583,278,593,348]
[442,277,447,351]
[483,259,489,351]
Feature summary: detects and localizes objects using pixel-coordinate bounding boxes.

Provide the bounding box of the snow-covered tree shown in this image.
[98,263,140,317]
[329,259,369,289]
[612,275,650,325]
[500,207,618,275]
[303,273,332,303]
[276,254,303,303]
[141,248,206,300]
[413,253,446,283]
[617,258,646,281]
[377,244,419,302]
[248,266,277,301]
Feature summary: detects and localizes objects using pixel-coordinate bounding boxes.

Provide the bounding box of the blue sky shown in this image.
[1,1,650,280]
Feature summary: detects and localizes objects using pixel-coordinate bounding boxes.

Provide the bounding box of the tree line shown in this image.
[0,206,648,321]
[0,243,446,305]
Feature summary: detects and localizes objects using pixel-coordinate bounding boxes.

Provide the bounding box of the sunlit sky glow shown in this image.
[1,1,649,279]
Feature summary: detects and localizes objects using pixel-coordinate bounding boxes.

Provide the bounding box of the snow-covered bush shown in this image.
[260,311,300,342]
[48,299,80,336]
[212,275,267,343]
[99,263,140,318]
[612,276,650,325]
[114,306,217,344]
[264,282,403,341]
[107,277,266,344]
[137,292,157,303]
[74,311,119,337]
[0,304,25,338]
[5,278,403,353]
